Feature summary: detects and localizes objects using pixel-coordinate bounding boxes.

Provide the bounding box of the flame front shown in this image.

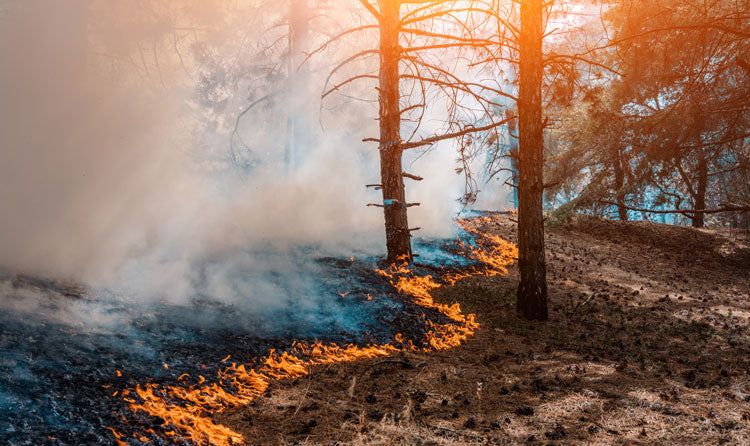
[118,219,516,445]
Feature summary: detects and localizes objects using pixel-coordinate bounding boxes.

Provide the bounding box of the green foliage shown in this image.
[545,202,577,228]
[547,0,750,225]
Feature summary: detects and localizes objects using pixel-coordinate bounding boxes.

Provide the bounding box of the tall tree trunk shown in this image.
[285,0,311,173]
[614,147,628,221]
[378,0,412,262]
[692,150,707,228]
[516,0,548,321]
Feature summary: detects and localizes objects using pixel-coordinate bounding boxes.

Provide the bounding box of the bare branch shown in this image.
[400,117,514,150]
[597,201,750,215]
[322,74,378,99]
[357,0,380,20]
[402,172,424,181]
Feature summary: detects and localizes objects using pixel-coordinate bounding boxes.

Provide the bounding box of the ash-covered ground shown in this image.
[0,237,477,446]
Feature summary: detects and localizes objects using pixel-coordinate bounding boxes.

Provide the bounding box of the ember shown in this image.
[2,0,748,444]
[117,224,516,445]
[0,250,451,445]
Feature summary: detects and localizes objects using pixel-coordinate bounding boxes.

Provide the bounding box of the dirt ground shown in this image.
[218,215,750,445]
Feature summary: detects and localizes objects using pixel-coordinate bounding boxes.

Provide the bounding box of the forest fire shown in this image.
[116,222,516,445]
[3,0,747,444]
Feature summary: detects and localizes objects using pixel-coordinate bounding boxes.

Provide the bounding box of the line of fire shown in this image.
[1,1,748,445]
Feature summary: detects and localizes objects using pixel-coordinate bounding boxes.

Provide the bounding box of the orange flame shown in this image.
[105,427,126,446]
[117,221,515,445]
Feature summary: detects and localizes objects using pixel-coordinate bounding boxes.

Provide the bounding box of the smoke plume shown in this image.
[0,0,471,307]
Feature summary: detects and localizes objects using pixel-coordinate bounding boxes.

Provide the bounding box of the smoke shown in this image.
[0,0,472,307]
[0,5,501,442]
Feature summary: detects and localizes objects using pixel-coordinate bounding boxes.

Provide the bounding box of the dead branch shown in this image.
[400,104,425,115]
[597,201,750,215]
[400,117,513,150]
[323,49,379,94]
[322,74,379,99]
[566,293,595,317]
[402,172,424,181]
[400,27,500,46]
[544,53,623,76]
[301,25,378,67]
[357,0,380,20]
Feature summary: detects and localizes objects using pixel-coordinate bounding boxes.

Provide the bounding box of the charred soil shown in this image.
[221,214,750,445]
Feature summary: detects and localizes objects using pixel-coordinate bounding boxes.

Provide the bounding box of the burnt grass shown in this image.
[219,214,750,445]
[0,255,454,446]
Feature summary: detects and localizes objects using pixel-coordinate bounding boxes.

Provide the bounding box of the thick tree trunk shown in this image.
[516,0,548,321]
[614,147,628,221]
[378,0,412,262]
[692,150,708,228]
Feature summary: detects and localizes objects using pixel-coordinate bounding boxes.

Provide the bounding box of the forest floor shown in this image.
[218,214,750,445]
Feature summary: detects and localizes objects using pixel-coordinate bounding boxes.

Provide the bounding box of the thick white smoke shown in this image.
[0,0,474,306]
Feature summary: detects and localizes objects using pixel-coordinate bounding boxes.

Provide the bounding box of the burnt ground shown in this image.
[219,214,750,445]
[0,253,455,445]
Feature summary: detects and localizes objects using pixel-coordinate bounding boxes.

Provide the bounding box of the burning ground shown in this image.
[216,214,749,445]
[0,218,517,445]
[1,214,748,445]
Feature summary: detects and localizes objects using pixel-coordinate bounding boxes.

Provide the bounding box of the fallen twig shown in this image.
[567,293,594,316]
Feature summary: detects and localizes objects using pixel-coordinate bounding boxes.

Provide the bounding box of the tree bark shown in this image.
[378,0,412,262]
[692,150,708,228]
[516,0,548,321]
[614,147,628,221]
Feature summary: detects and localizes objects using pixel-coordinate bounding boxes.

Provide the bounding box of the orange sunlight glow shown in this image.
[112,217,517,445]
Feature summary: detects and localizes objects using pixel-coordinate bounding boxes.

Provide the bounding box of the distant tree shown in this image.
[285,0,314,172]
[227,0,324,171]
[548,0,750,226]
[549,88,633,221]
